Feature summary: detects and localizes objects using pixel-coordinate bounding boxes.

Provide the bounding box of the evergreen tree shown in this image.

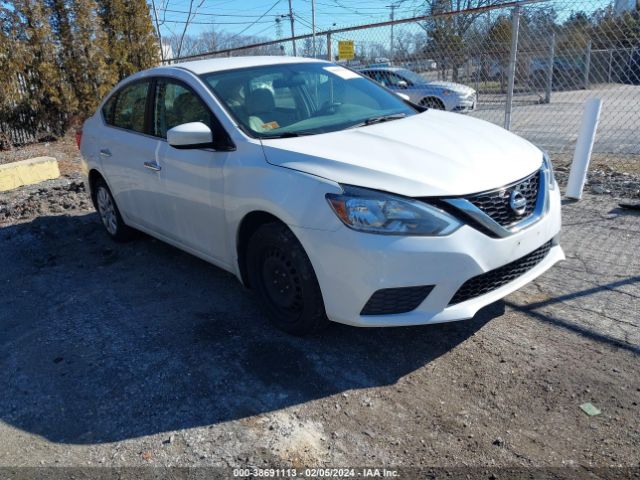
[11,0,72,137]
[47,0,115,117]
[97,0,159,80]
[48,0,79,112]
[0,6,25,147]
[72,0,116,114]
[0,6,21,108]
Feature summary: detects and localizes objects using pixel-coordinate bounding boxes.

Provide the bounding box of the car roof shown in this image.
[361,66,402,72]
[167,55,328,75]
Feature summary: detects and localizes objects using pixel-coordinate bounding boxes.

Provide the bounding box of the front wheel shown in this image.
[247,223,328,335]
[420,97,446,110]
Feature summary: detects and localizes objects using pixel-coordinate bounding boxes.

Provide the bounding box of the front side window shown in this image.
[395,69,427,85]
[365,70,397,87]
[384,72,408,87]
[201,62,416,138]
[112,82,149,133]
[153,80,212,138]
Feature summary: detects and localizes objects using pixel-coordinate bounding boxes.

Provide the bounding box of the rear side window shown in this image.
[153,81,211,139]
[102,94,117,124]
[112,82,150,133]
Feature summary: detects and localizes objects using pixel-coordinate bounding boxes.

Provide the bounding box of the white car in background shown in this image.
[359,66,477,112]
[79,56,563,335]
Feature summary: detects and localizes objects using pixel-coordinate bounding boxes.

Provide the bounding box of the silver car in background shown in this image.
[359,66,477,112]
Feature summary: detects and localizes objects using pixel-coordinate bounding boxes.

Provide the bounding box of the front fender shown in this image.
[223,156,344,278]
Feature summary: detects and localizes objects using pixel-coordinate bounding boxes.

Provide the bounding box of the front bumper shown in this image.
[453,93,477,112]
[291,186,563,327]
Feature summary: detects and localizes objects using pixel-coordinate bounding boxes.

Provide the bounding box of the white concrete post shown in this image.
[566,98,602,200]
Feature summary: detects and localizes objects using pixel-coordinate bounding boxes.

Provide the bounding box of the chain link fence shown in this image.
[169,0,640,170]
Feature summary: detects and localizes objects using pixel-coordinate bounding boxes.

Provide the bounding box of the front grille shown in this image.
[448,240,552,305]
[467,171,540,227]
[361,285,434,316]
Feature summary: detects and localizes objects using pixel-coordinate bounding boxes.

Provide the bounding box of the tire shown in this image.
[247,222,328,335]
[94,178,134,242]
[421,97,446,110]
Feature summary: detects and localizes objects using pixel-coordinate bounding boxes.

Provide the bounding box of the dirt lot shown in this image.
[0,131,80,177]
[0,142,639,478]
[471,84,640,158]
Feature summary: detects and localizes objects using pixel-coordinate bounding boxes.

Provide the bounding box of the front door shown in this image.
[150,78,230,261]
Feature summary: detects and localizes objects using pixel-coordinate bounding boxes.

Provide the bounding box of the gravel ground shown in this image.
[0,173,89,223]
[553,161,640,200]
[0,148,638,478]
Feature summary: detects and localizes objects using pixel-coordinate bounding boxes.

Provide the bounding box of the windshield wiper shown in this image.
[263,131,317,139]
[347,113,407,129]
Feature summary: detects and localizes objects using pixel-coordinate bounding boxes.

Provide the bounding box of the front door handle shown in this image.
[143,160,162,172]
[99,149,112,157]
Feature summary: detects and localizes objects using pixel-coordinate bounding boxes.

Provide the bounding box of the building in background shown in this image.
[161,40,174,64]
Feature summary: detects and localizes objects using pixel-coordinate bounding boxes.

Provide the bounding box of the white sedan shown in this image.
[79,56,563,335]
[358,66,477,112]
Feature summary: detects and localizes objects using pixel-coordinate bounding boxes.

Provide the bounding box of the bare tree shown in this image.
[176,0,205,58]
[150,0,167,62]
[418,0,503,81]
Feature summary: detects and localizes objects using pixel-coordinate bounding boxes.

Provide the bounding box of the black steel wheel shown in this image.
[247,222,328,335]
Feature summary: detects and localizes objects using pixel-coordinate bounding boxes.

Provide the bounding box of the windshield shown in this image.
[396,69,428,85]
[200,62,416,138]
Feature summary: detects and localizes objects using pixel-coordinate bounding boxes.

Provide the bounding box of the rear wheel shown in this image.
[420,97,446,110]
[247,223,328,335]
[94,178,134,242]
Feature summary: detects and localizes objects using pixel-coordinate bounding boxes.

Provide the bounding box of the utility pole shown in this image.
[288,0,297,56]
[390,4,395,59]
[504,4,520,130]
[388,1,405,61]
[311,0,316,57]
[150,0,164,63]
[584,39,592,89]
[275,16,283,55]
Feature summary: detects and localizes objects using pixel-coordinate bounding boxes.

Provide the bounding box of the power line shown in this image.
[155,8,283,17]
[248,21,277,37]
[226,0,282,42]
[160,18,275,25]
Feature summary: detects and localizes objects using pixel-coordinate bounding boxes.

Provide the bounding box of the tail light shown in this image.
[75,129,83,149]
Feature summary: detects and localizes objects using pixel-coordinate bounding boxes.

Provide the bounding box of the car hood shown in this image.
[260,110,543,197]
[425,80,476,95]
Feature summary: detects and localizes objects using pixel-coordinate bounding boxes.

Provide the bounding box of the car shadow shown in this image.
[0,213,502,444]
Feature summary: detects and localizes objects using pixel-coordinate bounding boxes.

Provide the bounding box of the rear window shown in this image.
[102,94,117,125]
[109,81,150,133]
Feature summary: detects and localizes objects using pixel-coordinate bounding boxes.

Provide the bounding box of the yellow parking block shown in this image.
[0,156,60,192]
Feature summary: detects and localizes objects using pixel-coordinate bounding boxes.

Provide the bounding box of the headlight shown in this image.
[542,152,556,190]
[326,186,461,236]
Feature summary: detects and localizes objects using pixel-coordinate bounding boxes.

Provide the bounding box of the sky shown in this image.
[151,0,443,40]
[151,0,614,50]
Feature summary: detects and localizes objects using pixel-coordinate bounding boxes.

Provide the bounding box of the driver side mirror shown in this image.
[167,122,213,149]
[396,80,409,89]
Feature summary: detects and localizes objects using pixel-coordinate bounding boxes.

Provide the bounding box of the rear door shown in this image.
[99,80,163,229]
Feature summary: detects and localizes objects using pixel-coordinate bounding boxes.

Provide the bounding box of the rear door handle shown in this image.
[99,149,112,157]
[143,160,162,172]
